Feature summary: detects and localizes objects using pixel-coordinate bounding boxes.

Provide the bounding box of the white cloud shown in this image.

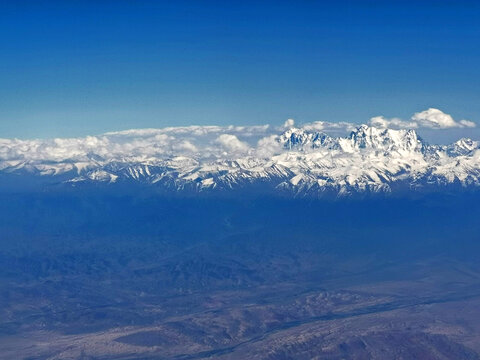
[106,124,271,138]
[459,119,476,128]
[173,140,198,153]
[215,134,250,154]
[0,125,270,164]
[302,121,357,134]
[283,119,295,129]
[370,108,476,130]
[411,108,475,129]
[369,116,419,129]
[0,111,475,166]
[256,135,283,158]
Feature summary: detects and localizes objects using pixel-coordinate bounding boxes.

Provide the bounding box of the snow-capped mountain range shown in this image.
[1,123,480,196]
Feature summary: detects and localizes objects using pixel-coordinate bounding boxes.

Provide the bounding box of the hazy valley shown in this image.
[1,193,480,359]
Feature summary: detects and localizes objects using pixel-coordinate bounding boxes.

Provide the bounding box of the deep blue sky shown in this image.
[0,1,479,138]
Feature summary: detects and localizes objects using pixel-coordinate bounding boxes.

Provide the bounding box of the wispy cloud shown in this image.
[369,116,419,129]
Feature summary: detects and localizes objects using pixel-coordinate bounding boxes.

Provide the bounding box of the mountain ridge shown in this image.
[1,124,479,196]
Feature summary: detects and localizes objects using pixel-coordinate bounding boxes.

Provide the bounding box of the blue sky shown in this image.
[0,1,479,139]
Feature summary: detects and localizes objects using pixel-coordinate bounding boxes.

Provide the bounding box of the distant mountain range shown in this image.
[1,124,479,195]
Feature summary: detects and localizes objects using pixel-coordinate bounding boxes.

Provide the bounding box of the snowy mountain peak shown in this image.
[348,125,423,153]
[279,128,337,151]
[447,138,479,157]
[0,124,479,196]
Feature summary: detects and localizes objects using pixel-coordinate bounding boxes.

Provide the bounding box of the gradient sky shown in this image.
[0,1,479,139]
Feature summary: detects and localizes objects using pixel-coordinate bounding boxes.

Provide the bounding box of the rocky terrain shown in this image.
[1,193,480,359]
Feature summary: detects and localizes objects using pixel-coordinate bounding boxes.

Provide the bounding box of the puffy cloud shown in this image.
[174,140,197,153]
[411,108,475,129]
[460,120,476,128]
[215,134,250,154]
[256,135,283,158]
[370,108,476,130]
[0,125,266,163]
[283,119,295,129]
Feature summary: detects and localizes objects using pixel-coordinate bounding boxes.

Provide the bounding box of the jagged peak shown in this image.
[350,124,419,138]
[347,125,423,152]
[453,137,478,148]
[279,127,334,150]
[0,124,479,196]
[447,137,479,156]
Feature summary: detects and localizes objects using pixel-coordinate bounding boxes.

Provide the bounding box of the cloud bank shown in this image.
[0,109,475,167]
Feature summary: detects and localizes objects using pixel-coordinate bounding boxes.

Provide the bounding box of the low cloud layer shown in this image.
[0,108,476,166]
